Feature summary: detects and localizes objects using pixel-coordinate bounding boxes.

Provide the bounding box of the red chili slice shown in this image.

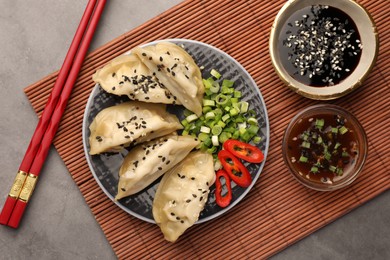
[215,169,232,208]
[218,149,252,187]
[223,139,264,163]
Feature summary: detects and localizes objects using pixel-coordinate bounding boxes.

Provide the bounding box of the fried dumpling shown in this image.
[153,151,215,242]
[88,101,182,155]
[92,54,179,104]
[133,42,204,116]
[115,134,199,200]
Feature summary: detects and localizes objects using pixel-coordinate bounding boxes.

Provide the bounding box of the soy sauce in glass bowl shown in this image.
[282,104,367,191]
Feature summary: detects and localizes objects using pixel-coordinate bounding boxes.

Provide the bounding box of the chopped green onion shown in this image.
[198,132,210,141]
[301,141,311,149]
[203,99,215,107]
[336,168,343,176]
[247,125,259,135]
[339,126,348,135]
[301,132,309,141]
[212,125,223,136]
[331,127,338,134]
[229,108,239,116]
[202,106,212,114]
[202,78,212,89]
[342,151,349,157]
[311,166,319,173]
[200,126,211,134]
[219,132,231,143]
[234,90,242,98]
[324,151,332,161]
[186,114,198,123]
[210,69,221,79]
[211,135,219,146]
[181,119,189,127]
[253,136,262,144]
[215,94,228,105]
[222,79,234,88]
[214,159,222,171]
[315,118,325,129]
[221,114,230,122]
[329,165,337,172]
[240,101,249,113]
[247,117,258,125]
[299,155,308,163]
[205,111,216,120]
[217,120,226,128]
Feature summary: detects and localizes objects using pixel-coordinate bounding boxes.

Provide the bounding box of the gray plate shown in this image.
[82,39,270,224]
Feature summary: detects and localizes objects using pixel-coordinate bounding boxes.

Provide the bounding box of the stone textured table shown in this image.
[0,1,388,259]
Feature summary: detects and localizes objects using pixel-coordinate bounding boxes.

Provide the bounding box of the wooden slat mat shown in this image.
[24,0,389,258]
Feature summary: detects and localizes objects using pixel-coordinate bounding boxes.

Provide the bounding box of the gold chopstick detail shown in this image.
[9,171,28,199]
[18,174,38,203]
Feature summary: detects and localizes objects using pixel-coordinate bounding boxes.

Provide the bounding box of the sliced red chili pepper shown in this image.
[215,169,232,208]
[223,139,264,163]
[218,149,252,187]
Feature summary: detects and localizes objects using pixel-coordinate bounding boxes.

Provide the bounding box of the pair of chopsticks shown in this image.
[0,0,106,228]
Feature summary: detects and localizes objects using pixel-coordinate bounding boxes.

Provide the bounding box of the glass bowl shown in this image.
[282,104,367,191]
[269,0,379,100]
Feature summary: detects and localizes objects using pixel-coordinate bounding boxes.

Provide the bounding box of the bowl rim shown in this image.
[282,104,368,191]
[269,0,379,100]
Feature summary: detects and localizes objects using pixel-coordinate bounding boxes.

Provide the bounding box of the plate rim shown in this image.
[82,38,270,224]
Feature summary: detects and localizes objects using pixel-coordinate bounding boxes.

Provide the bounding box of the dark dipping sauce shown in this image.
[278,5,362,87]
[286,113,359,185]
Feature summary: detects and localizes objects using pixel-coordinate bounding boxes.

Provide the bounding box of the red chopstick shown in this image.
[0,0,97,226]
[0,0,106,228]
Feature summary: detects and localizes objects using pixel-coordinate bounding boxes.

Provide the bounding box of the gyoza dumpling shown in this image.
[88,101,182,155]
[92,54,179,104]
[133,42,204,116]
[115,134,199,200]
[153,151,216,242]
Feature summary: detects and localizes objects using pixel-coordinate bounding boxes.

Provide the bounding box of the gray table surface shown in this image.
[0,1,388,259]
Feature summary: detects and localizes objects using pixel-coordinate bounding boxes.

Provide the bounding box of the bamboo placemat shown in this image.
[24,0,389,258]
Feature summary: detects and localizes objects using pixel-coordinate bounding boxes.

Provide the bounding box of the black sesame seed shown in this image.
[159,56,163,62]
[158,167,162,171]
[186,199,191,203]
[142,52,146,56]
[121,188,126,192]
[112,72,116,77]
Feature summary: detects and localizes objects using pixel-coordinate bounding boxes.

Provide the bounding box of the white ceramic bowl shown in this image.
[269,0,379,100]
